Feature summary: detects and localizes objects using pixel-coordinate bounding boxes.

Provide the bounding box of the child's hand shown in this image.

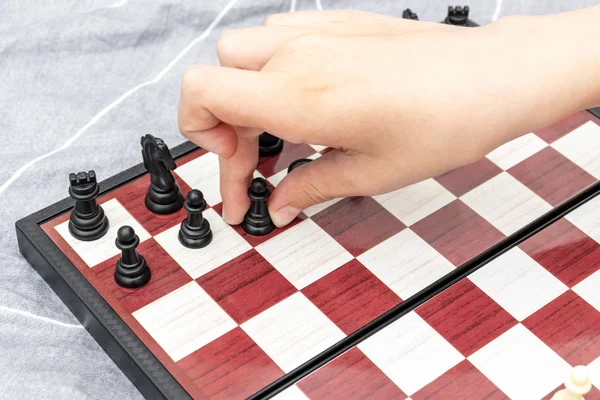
[178,9,600,227]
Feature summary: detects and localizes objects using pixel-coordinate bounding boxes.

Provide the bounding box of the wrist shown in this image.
[480,9,600,139]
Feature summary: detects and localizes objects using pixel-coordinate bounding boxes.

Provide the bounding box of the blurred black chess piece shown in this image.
[442,5,478,27]
[141,134,184,214]
[258,133,283,157]
[68,170,109,241]
[402,8,419,20]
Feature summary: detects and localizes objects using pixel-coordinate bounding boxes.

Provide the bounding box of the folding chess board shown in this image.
[16,109,600,399]
[277,201,600,400]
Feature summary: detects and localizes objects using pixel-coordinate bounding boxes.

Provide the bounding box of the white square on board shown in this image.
[552,121,600,179]
[468,324,570,400]
[55,198,150,267]
[589,355,600,389]
[272,385,310,400]
[132,281,236,362]
[310,144,327,152]
[154,208,251,279]
[358,229,455,300]
[241,292,345,373]
[302,197,344,217]
[565,195,600,244]
[174,152,221,206]
[357,311,463,395]
[460,172,552,236]
[486,133,547,170]
[469,247,567,321]
[374,179,456,226]
[256,219,352,289]
[573,269,600,312]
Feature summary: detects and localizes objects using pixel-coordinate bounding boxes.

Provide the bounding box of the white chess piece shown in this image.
[551,365,592,400]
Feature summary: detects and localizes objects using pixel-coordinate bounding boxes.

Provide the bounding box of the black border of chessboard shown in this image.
[591,107,600,119]
[14,108,600,400]
[16,140,197,400]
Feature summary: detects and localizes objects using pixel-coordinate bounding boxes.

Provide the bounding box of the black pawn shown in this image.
[114,226,151,288]
[242,178,275,236]
[287,158,312,173]
[178,190,213,249]
[258,133,283,157]
[68,170,109,241]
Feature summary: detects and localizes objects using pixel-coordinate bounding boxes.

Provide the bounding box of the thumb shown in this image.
[268,150,369,227]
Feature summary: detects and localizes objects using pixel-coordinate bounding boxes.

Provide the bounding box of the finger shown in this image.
[217,25,316,70]
[179,121,238,159]
[178,65,323,145]
[218,20,453,70]
[220,131,259,225]
[268,150,377,227]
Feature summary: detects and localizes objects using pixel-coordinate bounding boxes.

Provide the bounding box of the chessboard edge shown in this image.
[14,140,199,400]
[590,107,600,119]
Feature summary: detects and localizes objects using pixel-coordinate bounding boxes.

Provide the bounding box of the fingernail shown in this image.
[271,205,301,228]
[221,207,230,224]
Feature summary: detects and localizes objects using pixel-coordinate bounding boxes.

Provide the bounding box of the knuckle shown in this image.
[301,181,330,204]
[216,30,239,64]
[180,66,204,93]
[264,13,284,25]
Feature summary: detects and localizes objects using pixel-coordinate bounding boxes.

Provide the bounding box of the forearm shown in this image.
[481,6,600,144]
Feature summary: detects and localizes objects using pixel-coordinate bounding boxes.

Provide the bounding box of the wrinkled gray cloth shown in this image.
[0,1,596,398]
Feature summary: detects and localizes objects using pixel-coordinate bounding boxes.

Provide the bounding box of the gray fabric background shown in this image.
[1,1,597,398]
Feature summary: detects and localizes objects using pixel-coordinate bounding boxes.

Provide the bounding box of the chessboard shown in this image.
[16,109,600,400]
[275,201,600,400]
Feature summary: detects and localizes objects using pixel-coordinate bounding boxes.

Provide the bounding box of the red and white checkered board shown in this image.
[281,204,600,400]
[41,110,600,399]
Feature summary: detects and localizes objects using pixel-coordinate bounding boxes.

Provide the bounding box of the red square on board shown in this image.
[196,250,297,324]
[535,111,592,143]
[509,147,595,207]
[523,290,600,366]
[256,142,316,178]
[519,219,600,287]
[297,348,405,399]
[411,200,505,267]
[435,157,502,197]
[412,359,508,400]
[94,239,193,313]
[178,327,284,399]
[104,173,193,236]
[416,279,517,357]
[302,259,401,335]
[312,196,406,257]
[544,383,600,400]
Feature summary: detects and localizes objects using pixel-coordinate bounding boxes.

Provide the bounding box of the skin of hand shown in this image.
[178,7,600,228]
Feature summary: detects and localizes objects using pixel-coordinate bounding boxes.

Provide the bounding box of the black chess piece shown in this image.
[114,226,151,288]
[141,134,184,214]
[178,189,213,249]
[258,133,284,157]
[287,158,312,173]
[68,170,109,241]
[442,5,477,27]
[242,177,275,236]
[402,8,419,20]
